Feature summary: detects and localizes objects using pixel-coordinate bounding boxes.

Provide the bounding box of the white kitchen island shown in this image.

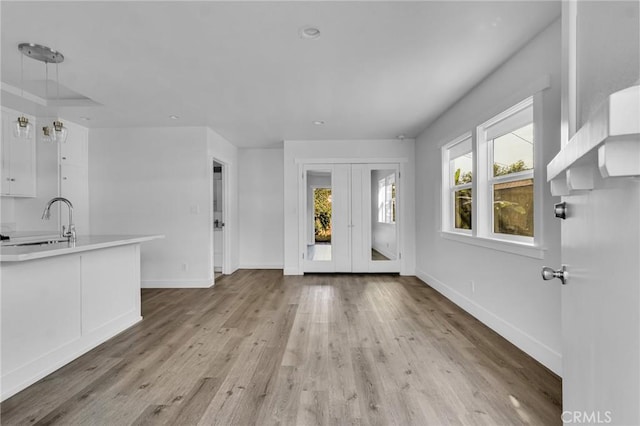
[0,235,162,401]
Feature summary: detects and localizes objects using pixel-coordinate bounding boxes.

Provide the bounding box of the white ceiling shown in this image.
[1,1,560,148]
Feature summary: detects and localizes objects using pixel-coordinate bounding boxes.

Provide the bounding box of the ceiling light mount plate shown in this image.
[18,43,64,63]
[299,26,321,40]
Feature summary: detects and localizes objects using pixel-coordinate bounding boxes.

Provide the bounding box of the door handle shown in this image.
[554,202,567,219]
[541,265,568,285]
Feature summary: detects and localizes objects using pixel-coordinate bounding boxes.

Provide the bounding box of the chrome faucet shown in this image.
[42,197,76,242]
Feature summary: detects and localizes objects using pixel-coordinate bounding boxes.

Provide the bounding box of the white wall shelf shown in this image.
[547,85,639,196]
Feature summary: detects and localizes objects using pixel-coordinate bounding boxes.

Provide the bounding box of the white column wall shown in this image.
[238,148,284,269]
[90,126,237,287]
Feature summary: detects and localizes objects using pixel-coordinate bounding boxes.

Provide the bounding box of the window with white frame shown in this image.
[442,134,473,232]
[442,96,536,245]
[377,173,396,224]
[480,97,534,241]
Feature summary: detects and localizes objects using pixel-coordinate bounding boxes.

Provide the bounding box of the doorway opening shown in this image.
[212,160,225,280]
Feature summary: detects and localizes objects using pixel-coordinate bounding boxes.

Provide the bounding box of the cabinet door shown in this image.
[60,124,88,166]
[60,163,89,233]
[9,132,36,196]
[0,108,36,197]
[0,115,11,195]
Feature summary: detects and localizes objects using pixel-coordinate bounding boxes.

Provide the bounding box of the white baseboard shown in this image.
[1,312,142,401]
[415,268,562,377]
[283,267,301,276]
[238,264,284,270]
[141,279,214,288]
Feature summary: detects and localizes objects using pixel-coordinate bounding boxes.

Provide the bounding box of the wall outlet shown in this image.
[190,205,200,214]
[182,263,189,272]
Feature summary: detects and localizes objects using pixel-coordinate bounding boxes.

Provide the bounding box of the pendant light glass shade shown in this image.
[53,120,68,143]
[14,116,33,139]
[42,126,55,144]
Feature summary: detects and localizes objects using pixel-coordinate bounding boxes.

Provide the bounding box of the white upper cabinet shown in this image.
[59,121,89,234]
[1,107,36,197]
[60,123,88,166]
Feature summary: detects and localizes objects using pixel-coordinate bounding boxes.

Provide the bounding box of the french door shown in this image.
[300,163,400,273]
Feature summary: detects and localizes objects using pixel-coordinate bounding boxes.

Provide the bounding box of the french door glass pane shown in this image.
[371,169,397,261]
[493,179,534,237]
[307,170,332,261]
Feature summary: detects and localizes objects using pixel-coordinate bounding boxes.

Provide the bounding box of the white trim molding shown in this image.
[141,279,214,289]
[548,85,640,195]
[238,264,284,270]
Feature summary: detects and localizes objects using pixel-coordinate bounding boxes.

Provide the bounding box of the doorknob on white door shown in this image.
[554,202,567,219]
[541,265,568,285]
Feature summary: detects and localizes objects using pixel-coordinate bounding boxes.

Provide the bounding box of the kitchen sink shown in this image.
[1,237,69,247]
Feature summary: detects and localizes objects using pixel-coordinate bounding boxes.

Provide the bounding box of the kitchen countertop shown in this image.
[0,235,164,262]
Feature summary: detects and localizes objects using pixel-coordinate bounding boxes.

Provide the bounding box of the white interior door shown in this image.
[352,164,401,273]
[301,163,400,274]
[302,164,350,273]
[554,2,640,424]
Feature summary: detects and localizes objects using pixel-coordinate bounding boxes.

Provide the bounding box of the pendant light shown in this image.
[13,52,33,139]
[17,43,65,143]
[52,62,67,143]
[41,61,55,144]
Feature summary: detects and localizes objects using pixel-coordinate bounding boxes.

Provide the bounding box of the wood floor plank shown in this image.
[1,270,562,425]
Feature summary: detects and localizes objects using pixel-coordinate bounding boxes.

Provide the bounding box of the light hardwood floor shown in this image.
[1,270,561,425]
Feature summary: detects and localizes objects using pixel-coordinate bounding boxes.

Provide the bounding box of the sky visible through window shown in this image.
[452,153,473,184]
[493,123,534,173]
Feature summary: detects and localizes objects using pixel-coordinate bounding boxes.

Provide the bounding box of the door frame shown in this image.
[297,158,407,274]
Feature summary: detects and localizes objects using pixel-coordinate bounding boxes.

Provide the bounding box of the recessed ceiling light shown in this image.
[300,26,321,40]
[80,116,91,121]
[313,120,325,125]
[397,134,406,140]
[169,115,180,120]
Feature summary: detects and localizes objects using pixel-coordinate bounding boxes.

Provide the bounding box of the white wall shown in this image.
[414,20,562,374]
[238,148,284,269]
[89,127,234,287]
[283,139,416,275]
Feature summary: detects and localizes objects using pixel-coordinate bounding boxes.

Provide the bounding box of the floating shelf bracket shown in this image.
[547,85,640,196]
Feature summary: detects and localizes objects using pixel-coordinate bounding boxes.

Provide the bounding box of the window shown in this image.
[377,173,396,224]
[442,134,473,232]
[442,96,538,249]
[482,98,534,241]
